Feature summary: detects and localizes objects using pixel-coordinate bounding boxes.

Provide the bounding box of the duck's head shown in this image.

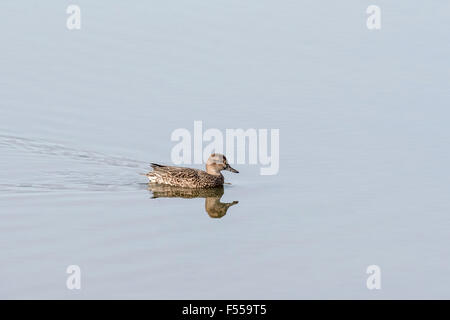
[206,153,239,175]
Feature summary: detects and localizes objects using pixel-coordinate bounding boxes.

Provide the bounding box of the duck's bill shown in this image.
[225,165,239,173]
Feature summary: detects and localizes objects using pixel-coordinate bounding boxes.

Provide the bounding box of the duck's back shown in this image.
[146,163,224,188]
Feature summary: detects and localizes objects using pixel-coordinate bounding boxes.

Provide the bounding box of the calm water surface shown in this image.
[1,2,449,299]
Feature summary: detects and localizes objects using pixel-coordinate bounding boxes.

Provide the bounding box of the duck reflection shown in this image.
[148,184,239,218]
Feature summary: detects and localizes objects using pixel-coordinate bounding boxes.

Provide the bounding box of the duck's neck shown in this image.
[206,164,222,176]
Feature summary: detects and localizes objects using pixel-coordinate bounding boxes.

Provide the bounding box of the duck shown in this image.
[144,153,239,188]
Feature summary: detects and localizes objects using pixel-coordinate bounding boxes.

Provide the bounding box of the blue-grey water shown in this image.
[1,1,449,299]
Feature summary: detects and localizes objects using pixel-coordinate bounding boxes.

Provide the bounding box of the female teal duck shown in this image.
[145,153,239,188]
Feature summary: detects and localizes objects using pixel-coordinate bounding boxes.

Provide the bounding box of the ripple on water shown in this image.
[0,134,149,194]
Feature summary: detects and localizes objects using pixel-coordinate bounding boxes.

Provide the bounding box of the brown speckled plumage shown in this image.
[144,153,238,188]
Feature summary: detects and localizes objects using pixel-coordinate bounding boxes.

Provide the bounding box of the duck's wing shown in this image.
[150,163,198,174]
[150,163,182,170]
[150,163,168,170]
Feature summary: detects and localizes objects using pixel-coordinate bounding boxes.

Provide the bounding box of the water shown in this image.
[1,1,450,299]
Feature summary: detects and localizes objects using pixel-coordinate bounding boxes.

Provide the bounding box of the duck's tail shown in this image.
[140,163,166,183]
[140,171,159,183]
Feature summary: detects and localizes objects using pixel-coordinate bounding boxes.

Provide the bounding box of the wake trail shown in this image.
[0,133,150,194]
[0,134,148,169]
